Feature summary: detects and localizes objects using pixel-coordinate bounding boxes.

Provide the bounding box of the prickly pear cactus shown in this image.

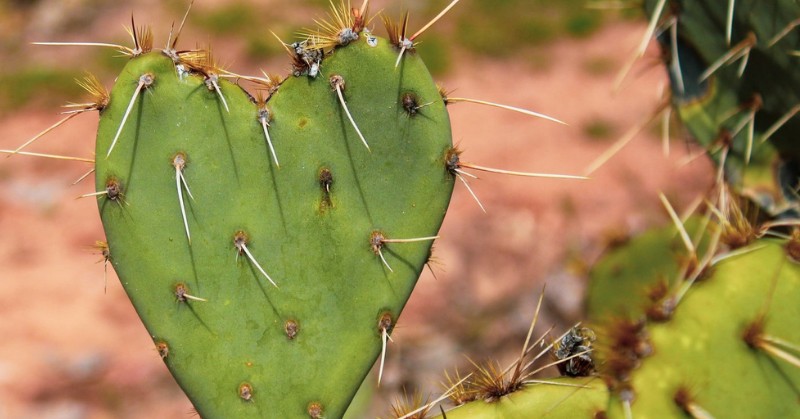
[595,237,800,418]
[92,6,453,418]
[646,0,800,211]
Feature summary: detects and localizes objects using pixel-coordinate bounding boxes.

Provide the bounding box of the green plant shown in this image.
[3,1,586,417]
[6,1,800,418]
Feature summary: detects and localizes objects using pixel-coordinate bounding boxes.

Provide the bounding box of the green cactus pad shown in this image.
[586,217,709,322]
[645,0,800,209]
[94,35,453,418]
[602,240,800,418]
[432,378,609,419]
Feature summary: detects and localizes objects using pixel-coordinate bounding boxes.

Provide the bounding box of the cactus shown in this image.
[8,1,800,418]
[5,1,590,417]
[645,0,800,213]
[91,8,457,419]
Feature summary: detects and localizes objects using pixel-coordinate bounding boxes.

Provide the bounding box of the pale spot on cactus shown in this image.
[239,383,253,401]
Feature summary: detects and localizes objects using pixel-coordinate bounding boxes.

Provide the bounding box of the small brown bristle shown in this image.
[469,359,522,402]
[646,297,675,322]
[382,13,409,47]
[389,389,431,419]
[598,318,651,383]
[674,387,693,411]
[786,233,800,262]
[444,147,462,174]
[442,368,476,406]
[646,278,669,302]
[127,16,153,56]
[71,73,109,111]
[742,318,764,349]
[437,84,453,104]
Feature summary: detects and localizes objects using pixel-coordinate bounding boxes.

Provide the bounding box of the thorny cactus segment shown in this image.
[431,377,608,419]
[602,240,800,418]
[586,217,711,322]
[94,27,453,418]
[645,0,800,211]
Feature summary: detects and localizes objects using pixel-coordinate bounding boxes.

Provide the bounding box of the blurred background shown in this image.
[0,0,713,417]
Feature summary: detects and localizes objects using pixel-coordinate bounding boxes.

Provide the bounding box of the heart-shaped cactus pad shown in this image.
[94,14,454,418]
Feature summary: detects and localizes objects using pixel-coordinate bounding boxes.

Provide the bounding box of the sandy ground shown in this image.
[0,16,713,419]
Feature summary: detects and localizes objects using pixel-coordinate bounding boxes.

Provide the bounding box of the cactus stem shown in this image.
[173,153,194,245]
[699,32,756,82]
[234,231,278,288]
[443,97,566,125]
[107,73,155,158]
[175,283,207,302]
[73,168,96,185]
[330,74,370,151]
[0,149,94,163]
